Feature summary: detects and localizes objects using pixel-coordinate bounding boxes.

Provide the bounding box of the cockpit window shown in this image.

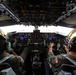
[0,24,73,36]
[38,26,73,35]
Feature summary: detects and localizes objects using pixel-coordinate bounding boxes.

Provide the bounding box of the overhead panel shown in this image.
[6,0,67,26]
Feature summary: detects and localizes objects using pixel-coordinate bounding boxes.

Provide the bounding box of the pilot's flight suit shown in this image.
[0,52,23,75]
[48,52,76,73]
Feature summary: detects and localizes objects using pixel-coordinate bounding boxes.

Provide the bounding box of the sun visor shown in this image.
[56,13,76,28]
[0,14,18,26]
[63,13,76,25]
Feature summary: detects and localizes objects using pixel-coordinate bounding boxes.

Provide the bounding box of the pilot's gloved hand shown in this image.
[48,42,54,52]
[18,56,24,65]
[63,45,69,54]
[49,42,54,48]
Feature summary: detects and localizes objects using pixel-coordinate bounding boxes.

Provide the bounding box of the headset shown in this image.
[69,36,76,52]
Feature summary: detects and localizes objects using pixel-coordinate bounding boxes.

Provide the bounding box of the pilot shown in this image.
[0,35,24,75]
[48,36,76,74]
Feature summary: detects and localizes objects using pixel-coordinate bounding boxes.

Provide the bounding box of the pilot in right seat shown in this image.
[0,35,24,75]
[48,36,76,74]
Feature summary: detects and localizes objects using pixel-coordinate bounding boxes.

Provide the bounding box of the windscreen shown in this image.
[0,25,73,36]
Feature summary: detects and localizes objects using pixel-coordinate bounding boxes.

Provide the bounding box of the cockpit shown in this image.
[0,25,74,75]
[0,0,76,75]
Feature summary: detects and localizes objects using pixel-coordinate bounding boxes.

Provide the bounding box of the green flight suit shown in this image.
[0,53,23,75]
[48,52,76,73]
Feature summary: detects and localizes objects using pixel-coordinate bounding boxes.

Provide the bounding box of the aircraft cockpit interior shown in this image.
[0,0,76,75]
[5,27,69,75]
[7,28,68,55]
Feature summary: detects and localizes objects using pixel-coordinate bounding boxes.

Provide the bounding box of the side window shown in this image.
[71,32,76,39]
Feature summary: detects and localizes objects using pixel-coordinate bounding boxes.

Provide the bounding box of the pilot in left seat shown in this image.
[0,35,24,75]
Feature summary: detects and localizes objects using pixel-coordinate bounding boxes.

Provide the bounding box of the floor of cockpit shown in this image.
[25,61,46,75]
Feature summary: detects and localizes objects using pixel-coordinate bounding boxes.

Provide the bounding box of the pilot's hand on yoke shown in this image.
[63,45,69,54]
[48,42,54,52]
[18,56,24,65]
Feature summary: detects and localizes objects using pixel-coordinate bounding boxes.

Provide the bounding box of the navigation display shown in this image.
[19,35,24,40]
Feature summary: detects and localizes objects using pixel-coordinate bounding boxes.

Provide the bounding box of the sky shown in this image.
[0,24,73,36]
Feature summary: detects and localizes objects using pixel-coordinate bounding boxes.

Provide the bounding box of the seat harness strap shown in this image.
[0,55,13,64]
[62,54,76,66]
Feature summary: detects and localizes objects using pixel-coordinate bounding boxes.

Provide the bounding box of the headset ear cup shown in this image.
[6,42,9,51]
[5,41,10,51]
[6,42,8,50]
[69,43,72,49]
[69,44,71,51]
[69,41,73,51]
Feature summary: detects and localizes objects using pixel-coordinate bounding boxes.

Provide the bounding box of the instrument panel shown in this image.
[8,31,68,50]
